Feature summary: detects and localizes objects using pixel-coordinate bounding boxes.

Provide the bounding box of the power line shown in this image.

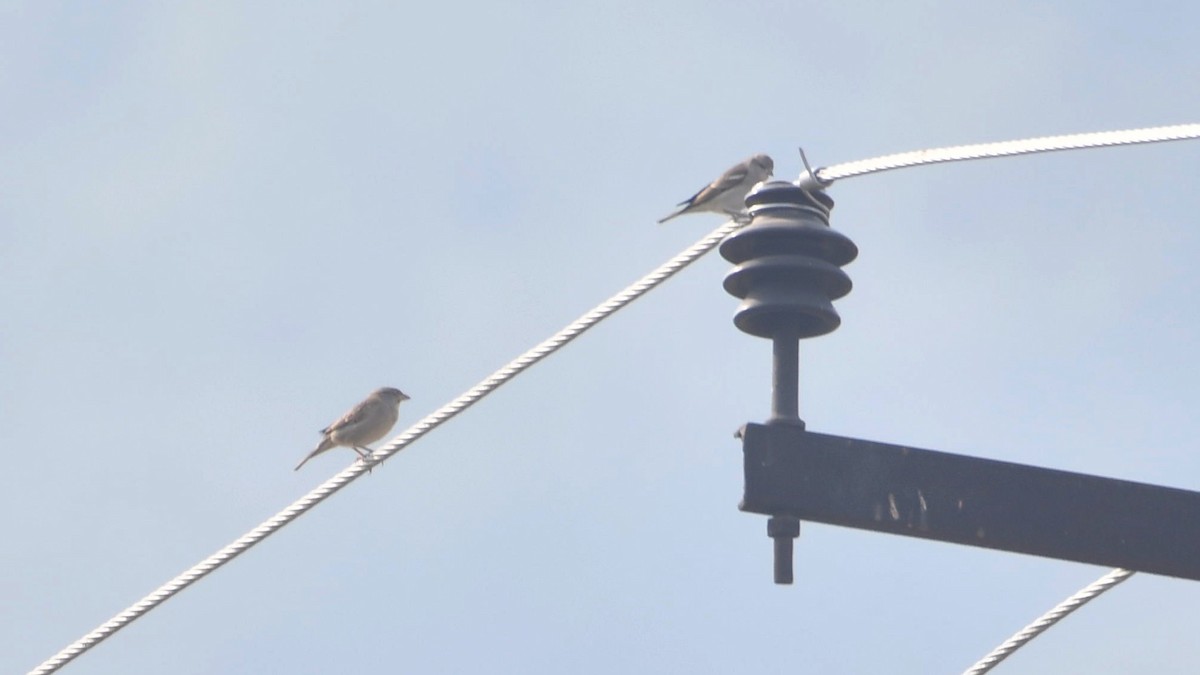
[27,218,749,675]
[804,123,1200,187]
[28,122,1199,674]
[961,568,1136,675]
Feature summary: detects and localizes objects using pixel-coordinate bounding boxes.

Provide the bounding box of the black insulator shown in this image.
[723,180,858,584]
[720,182,857,340]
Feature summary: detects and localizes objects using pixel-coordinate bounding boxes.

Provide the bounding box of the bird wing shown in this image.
[323,397,379,434]
[683,161,750,207]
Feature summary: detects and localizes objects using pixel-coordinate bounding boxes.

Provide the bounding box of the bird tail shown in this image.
[658,194,699,224]
[294,436,335,471]
[657,209,684,224]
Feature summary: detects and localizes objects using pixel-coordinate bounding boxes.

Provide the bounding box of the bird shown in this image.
[657,154,774,224]
[294,387,411,471]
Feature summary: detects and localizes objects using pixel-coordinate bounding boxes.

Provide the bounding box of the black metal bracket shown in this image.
[739,422,1200,582]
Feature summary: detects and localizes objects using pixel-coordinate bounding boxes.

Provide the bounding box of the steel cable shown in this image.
[27,218,748,675]
[808,123,1200,186]
[960,568,1136,674]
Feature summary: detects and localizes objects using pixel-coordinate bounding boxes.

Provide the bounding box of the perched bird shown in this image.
[294,387,410,471]
[657,154,774,224]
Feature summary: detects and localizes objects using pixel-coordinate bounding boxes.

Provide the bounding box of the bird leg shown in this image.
[725,208,752,224]
[353,446,376,474]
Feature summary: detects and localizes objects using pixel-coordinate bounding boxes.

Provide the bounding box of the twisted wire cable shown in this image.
[27,219,748,675]
[808,123,1200,186]
[960,568,1136,675]
[30,121,1200,674]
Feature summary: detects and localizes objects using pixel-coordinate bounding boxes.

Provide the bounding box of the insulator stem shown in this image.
[770,326,803,427]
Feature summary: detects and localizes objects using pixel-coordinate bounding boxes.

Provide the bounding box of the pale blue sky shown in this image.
[4,3,1200,673]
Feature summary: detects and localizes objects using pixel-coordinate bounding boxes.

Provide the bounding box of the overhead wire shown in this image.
[805,122,1200,187]
[960,568,1136,674]
[27,218,749,675]
[28,122,1200,674]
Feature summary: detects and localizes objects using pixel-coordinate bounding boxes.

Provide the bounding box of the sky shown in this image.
[3,2,1199,673]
